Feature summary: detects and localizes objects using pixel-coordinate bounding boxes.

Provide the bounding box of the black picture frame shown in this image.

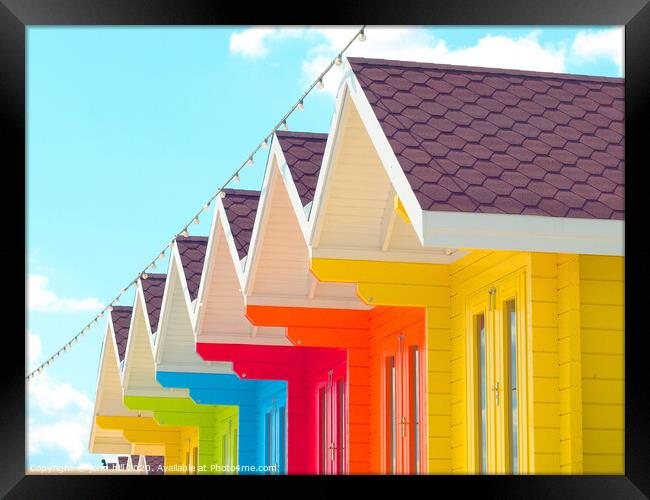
[4,0,649,497]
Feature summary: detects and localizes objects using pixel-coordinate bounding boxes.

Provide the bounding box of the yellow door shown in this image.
[467,271,528,474]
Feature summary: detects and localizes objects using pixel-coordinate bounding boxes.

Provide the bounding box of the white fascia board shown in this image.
[197,331,290,346]
[273,140,311,241]
[121,291,156,394]
[192,204,225,336]
[242,140,280,296]
[157,361,235,376]
[194,205,247,337]
[422,210,625,256]
[153,252,184,365]
[91,326,113,422]
[311,246,468,265]
[191,197,222,331]
[215,201,247,286]
[246,294,373,310]
[123,387,188,399]
[135,281,156,353]
[344,69,426,243]
[308,72,351,248]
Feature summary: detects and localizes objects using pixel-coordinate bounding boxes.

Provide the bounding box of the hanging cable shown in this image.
[25,25,367,383]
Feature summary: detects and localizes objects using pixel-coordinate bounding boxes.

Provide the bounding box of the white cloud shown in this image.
[27,331,42,371]
[29,373,93,415]
[28,374,94,463]
[229,27,305,58]
[28,419,91,463]
[571,28,624,72]
[27,274,104,313]
[302,28,567,96]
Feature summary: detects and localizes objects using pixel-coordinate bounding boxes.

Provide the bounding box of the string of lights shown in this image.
[25,26,367,383]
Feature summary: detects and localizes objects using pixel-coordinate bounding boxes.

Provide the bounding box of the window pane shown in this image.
[476,314,487,474]
[409,346,420,473]
[337,380,345,474]
[319,387,327,473]
[279,406,286,474]
[232,429,238,473]
[386,356,396,473]
[265,412,272,473]
[506,300,518,473]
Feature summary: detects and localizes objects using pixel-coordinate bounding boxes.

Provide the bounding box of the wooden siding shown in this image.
[318,98,394,251]
[199,223,287,343]
[579,255,624,474]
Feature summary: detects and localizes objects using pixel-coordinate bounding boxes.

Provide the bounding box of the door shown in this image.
[317,366,346,474]
[263,396,287,474]
[218,415,238,474]
[467,272,526,474]
[382,327,425,474]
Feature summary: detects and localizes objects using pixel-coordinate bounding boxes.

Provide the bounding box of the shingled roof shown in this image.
[144,455,164,475]
[110,306,133,362]
[275,131,327,207]
[348,57,624,220]
[222,188,261,260]
[176,236,208,301]
[140,273,166,334]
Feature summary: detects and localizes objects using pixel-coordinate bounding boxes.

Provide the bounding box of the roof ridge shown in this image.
[143,273,166,280]
[110,305,132,312]
[222,188,261,196]
[275,130,329,140]
[176,235,209,242]
[347,56,624,84]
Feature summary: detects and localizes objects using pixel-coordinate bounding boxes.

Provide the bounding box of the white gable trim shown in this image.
[193,206,247,338]
[422,210,624,255]
[310,61,624,257]
[153,246,235,375]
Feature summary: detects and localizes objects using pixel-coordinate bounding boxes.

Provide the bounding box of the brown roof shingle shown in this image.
[176,236,208,301]
[349,57,624,220]
[275,131,327,206]
[222,189,260,260]
[110,306,133,362]
[140,273,166,334]
[144,455,164,475]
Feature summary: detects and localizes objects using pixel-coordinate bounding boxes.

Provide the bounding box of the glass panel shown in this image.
[409,346,420,474]
[337,380,345,474]
[476,314,487,474]
[222,434,229,468]
[386,356,396,474]
[265,411,272,474]
[232,429,238,473]
[506,300,518,473]
[318,387,327,473]
[278,406,286,474]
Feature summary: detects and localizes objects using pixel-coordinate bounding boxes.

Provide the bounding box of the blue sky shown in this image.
[26,26,623,470]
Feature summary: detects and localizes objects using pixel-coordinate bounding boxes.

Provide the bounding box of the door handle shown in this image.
[400,416,407,438]
[491,381,500,406]
[329,442,336,462]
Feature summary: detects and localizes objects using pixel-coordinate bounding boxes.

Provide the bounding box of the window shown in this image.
[192,447,198,475]
[278,406,286,474]
[475,313,487,474]
[319,387,327,472]
[317,368,346,474]
[385,356,396,474]
[468,273,526,474]
[265,411,273,474]
[409,346,420,474]
[506,300,518,473]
